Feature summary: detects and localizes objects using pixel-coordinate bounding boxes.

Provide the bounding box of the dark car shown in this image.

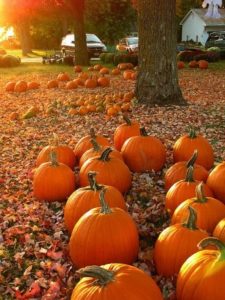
[205,31,225,50]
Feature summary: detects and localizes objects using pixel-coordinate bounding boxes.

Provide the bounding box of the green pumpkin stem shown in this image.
[90,128,96,139]
[185,166,195,182]
[90,138,101,152]
[88,171,101,191]
[50,151,59,166]
[198,237,225,261]
[140,127,148,136]
[99,147,113,161]
[123,114,132,126]
[183,206,198,230]
[188,128,197,139]
[99,188,112,214]
[186,150,198,168]
[76,265,115,286]
[194,182,207,203]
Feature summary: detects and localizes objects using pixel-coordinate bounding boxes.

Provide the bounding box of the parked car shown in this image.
[116,36,138,53]
[205,31,225,50]
[61,33,107,58]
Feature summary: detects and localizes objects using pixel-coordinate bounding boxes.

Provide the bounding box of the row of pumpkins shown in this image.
[32,116,225,300]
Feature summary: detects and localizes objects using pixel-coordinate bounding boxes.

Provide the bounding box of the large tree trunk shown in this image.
[73,10,89,66]
[14,22,32,56]
[136,0,186,106]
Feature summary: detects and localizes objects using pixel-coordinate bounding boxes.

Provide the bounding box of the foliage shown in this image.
[113,53,138,66]
[0,54,21,67]
[178,50,220,62]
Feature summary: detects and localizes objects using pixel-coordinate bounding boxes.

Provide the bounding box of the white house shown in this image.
[180,8,225,45]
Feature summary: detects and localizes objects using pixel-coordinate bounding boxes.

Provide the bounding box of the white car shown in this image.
[61,33,107,58]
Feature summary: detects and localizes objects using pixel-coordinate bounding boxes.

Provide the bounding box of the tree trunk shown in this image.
[136,0,186,106]
[14,22,32,56]
[73,10,89,66]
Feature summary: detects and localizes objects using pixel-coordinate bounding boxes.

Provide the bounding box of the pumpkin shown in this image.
[97,76,110,87]
[172,183,225,233]
[93,64,103,71]
[206,162,225,203]
[85,77,98,89]
[27,82,40,90]
[176,237,225,300]
[99,67,109,75]
[123,70,134,80]
[121,127,166,172]
[165,166,213,215]
[111,68,120,75]
[188,60,198,68]
[65,81,78,89]
[69,189,139,268]
[33,152,76,202]
[164,150,209,191]
[74,128,110,162]
[114,115,140,151]
[79,148,132,194]
[79,138,123,168]
[74,65,82,73]
[173,128,214,170]
[198,60,208,69]
[213,218,225,243]
[71,264,163,300]
[14,81,27,93]
[57,72,70,81]
[47,80,58,89]
[5,81,16,92]
[177,61,185,69]
[154,206,209,277]
[36,133,76,169]
[64,171,126,233]
[73,78,84,86]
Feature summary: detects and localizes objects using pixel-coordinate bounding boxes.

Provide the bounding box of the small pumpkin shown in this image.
[177,61,185,69]
[154,206,209,277]
[57,72,70,81]
[171,183,225,233]
[176,237,225,300]
[114,114,141,151]
[188,60,198,68]
[27,81,40,90]
[64,171,126,233]
[5,81,16,92]
[79,148,132,194]
[65,81,78,90]
[97,76,110,87]
[74,65,82,73]
[85,77,98,89]
[71,264,163,300]
[213,218,225,243]
[69,189,139,268]
[47,80,58,89]
[14,81,28,93]
[206,161,225,203]
[33,152,76,202]
[198,60,208,69]
[99,67,109,75]
[121,127,166,172]
[173,128,214,170]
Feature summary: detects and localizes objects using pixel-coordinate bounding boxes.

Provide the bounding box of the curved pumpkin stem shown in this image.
[188,128,197,139]
[76,265,115,286]
[182,206,198,230]
[184,166,195,182]
[90,138,101,152]
[99,188,112,214]
[123,114,132,126]
[88,171,102,191]
[99,147,113,162]
[198,237,225,261]
[186,150,198,168]
[140,127,148,136]
[50,151,59,166]
[194,182,207,203]
[90,128,96,139]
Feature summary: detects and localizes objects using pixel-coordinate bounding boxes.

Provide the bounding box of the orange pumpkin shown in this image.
[5,81,16,92]
[33,152,76,202]
[188,60,198,68]
[93,64,103,71]
[154,206,209,277]
[198,60,208,69]
[213,218,225,243]
[69,189,139,268]
[57,72,70,81]
[73,78,84,86]
[64,172,126,233]
[65,81,78,89]
[71,264,163,300]
[27,82,40,90]
[47,80,58,89]
[99,67,109,75]
[176,237,225,300]
[111,68,121,75]
[97,76,110,87]
[85,77,97,89]
[178,61,185,69]
[206,162,225,203]
[74,65,82,73]
[79,148,132,194]
[14,81,28,93]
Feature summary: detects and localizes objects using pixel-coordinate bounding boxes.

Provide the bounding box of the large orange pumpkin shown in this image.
[213,218,225,243]
[154,206,209,277]
[171,183,225,233]
[79,148,132,194]
[47,80,58,89]
[69,189,139,268]
[14,81,28,93]
[71,264,163,300]
[176,237,225,300]
[113,115,141,151]
[57,72,70,81]
[5,81,16,92]
[121,127,166,172]
[173,129,214,170]
[164,150,209,191]
[206,162,225,203]
[33,152,76,202]
[27,81,40,90]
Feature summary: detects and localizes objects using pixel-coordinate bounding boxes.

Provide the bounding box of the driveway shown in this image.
[21,57,43,63]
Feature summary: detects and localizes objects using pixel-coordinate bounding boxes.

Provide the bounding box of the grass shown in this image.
[5,49,57,58]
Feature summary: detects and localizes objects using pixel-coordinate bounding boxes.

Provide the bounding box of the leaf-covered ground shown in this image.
[1,67,225,299]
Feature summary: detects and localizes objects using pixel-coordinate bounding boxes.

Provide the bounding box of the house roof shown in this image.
[180,8,225,26]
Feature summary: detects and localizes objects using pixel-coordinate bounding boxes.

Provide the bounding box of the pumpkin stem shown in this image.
[123,114,132,126]
[194,182,207,203]
[88,171,102,191]
[50,151,59,166]
[186,150,198,168]
[90,128,96,139]
[198,237,225,261]
[99,147,113,161]
[90,138,101,152]
[140,127,148,136]
[188,128,197,139]
[76,265,115,286]
[184,166,195,182]
[99,188,112,214]
[182,206,198,230]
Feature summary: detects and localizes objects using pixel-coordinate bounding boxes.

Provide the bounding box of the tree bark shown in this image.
[136,0,186,106]
[14,22,32,56]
